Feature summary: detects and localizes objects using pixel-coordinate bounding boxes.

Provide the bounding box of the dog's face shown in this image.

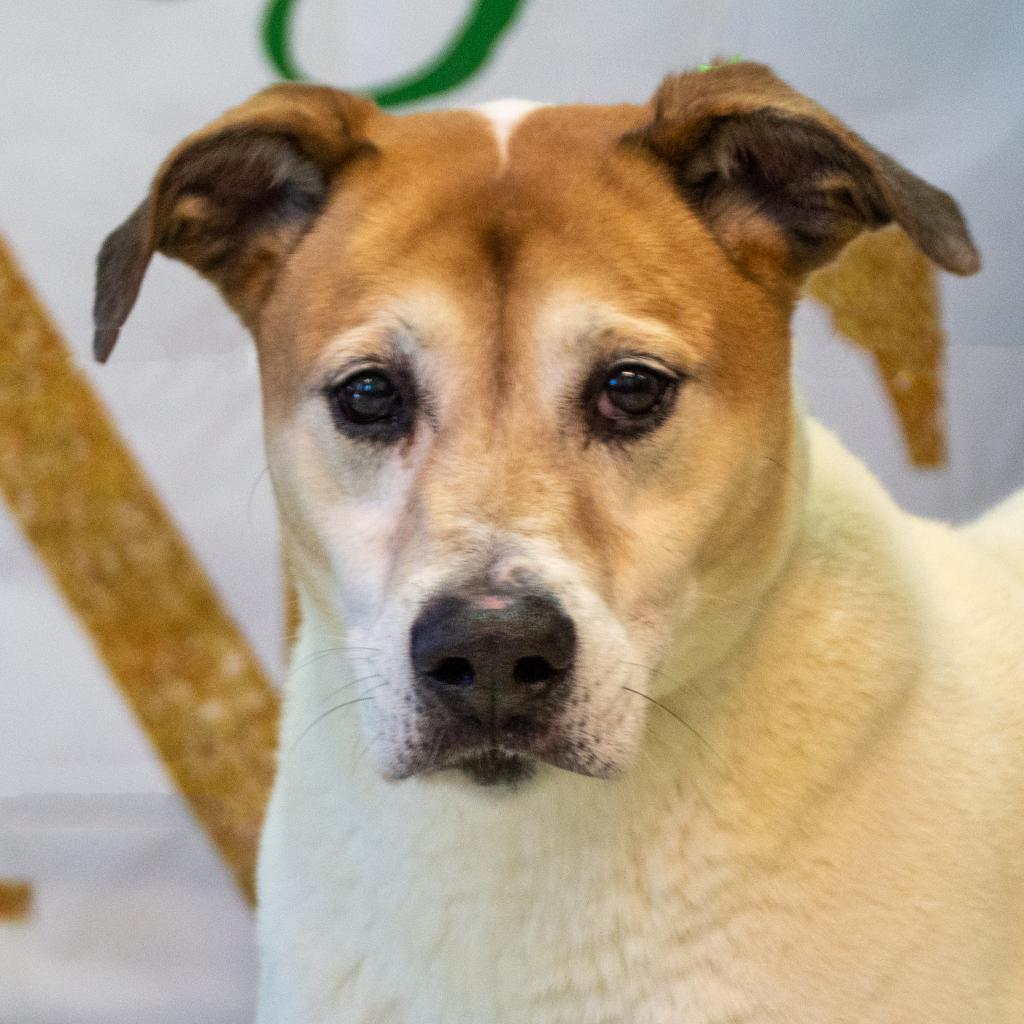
[259,105,803,783]
[94,65,977,785]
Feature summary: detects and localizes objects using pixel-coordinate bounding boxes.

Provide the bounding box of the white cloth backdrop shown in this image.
[1,2,1022,1020]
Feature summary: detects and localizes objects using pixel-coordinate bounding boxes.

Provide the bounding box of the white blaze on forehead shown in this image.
[471,98,546,167]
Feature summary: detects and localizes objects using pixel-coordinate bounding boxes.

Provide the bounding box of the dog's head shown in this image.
[95,64,977,785]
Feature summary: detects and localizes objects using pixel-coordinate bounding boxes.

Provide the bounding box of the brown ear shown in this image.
[93,84,378,362]
[626,62,979,289]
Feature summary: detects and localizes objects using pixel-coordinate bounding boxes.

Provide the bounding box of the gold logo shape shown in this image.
[0,880,33,922]
[0,236,280,904]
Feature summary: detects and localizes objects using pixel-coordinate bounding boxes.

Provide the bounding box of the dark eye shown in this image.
[326,369,410,441]
[590,363,678,437]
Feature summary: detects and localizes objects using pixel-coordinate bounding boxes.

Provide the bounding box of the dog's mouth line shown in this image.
[392,733,620,786]
[445,748,538,787]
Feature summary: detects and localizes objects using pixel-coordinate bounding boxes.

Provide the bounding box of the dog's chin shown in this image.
[383,734,626,786]
[453,749,538,787]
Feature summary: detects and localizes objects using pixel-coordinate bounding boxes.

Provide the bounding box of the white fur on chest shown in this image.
[259,707,759,1024]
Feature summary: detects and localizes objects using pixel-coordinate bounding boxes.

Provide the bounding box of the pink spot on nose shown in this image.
[474,595,511,611]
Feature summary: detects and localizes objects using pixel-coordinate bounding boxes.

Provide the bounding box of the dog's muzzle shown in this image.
[409,588,576,783]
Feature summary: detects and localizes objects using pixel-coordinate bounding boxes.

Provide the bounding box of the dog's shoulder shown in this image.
[962,488,1024,587]
[797,419,1024,826]
[798,418,1024,687]
[803,418,1024,600]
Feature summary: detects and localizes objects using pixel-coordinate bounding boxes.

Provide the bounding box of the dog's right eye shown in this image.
[326,369,411,441]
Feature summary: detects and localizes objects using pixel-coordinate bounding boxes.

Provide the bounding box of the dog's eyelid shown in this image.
[309,344,414,398]
[605,353,686,380]
[309,318,425,389]
[317,359,391,394]
[582,315,707,373]
[586,325,704,376]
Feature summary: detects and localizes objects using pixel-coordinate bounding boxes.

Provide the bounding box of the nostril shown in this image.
[513,655,560,686]
[426,657,475,689]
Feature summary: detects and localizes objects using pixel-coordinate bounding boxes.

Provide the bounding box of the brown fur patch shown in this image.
[630,63,979,286]
[94,85,380,360]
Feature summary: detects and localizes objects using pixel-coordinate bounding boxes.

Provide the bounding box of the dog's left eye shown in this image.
[589,362,678,437]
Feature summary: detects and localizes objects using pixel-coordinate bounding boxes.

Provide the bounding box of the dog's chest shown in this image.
[258,760,790,1024]
[259,725,1020,1024]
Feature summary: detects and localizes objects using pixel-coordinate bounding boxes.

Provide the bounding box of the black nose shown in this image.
[409,590,576,733]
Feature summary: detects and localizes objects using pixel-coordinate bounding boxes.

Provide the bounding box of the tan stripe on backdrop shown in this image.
[0,236,279,905]
[0,881,33,922]
[806,224,947,468]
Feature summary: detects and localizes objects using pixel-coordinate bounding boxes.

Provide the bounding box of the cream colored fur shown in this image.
[257,417,1024,1023]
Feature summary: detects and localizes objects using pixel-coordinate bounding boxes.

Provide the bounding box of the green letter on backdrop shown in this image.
[262,0,527,107]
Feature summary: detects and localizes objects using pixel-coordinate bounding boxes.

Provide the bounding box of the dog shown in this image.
[93,62,1024,1023]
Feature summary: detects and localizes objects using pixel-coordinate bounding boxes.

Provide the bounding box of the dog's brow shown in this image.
[314,318,420,376]
[318,287,468,368]
[536,298,712,375]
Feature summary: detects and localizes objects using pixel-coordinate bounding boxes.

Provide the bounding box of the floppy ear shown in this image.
[626,62,979,289]
[93,84,379,362]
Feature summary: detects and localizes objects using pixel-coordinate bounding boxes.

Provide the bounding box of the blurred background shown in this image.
[1,1,1022,1020]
